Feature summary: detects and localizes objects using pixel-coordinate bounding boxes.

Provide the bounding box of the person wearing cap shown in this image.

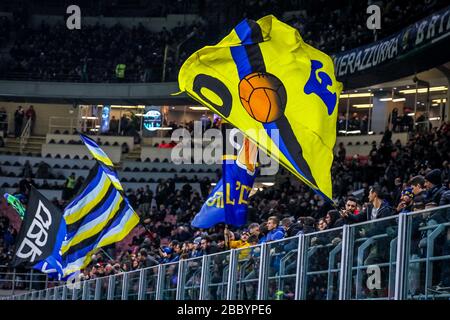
[424,169,447,205]
[396,187,414,214]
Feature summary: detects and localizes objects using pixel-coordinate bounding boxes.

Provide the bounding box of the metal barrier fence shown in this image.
[2,205,450,300]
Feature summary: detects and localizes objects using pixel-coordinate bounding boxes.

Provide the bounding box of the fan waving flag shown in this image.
[179,15,342,201]
[192,125,258,228]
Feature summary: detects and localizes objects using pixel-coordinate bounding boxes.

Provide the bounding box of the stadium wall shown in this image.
[29,14,204,31]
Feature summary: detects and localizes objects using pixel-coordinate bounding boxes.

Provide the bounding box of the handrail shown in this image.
[19,118,31,154]
[3,205,450,300]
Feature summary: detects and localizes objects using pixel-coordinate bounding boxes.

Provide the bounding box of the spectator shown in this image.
[63,172,76,200]
[342,186,393,224]
[396,187,414,214]
[263,216,285,242]
[115,63,126,82]
[281,217,302,237]
[138,249,158,268]
[338,196,360,222]
[424,169,447,205]
[25,105,36,135]
[14,105,24,137]
[410,175,427,206]
[0,106,7,134]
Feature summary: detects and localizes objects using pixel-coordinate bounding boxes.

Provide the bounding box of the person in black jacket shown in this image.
[342,186,393,224]
[424,169,447,205]
[281,217,302,238]
[410,175,427,207]
[342,186,394,265]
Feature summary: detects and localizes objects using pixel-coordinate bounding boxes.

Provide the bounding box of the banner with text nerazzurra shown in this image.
[333,5,450,88]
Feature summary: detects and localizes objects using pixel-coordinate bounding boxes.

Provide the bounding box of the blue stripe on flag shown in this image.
[65,169,103,210]
[63,204,130,264]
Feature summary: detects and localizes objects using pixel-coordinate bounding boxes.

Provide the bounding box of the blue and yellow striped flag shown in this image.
[60,163,139,277]
[179,15,342,201]
[79,133,123,191]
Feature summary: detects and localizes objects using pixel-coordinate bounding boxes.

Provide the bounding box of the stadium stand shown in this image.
[0,0,449,302]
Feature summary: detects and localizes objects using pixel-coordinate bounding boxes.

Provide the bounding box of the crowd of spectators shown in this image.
[1,20,206,82]
[0,0,448,82]
[2,122,449,297]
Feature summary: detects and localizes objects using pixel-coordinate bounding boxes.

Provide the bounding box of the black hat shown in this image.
[425,169,442,186]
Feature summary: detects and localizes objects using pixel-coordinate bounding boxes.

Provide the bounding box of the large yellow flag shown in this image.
[178,15,342,201]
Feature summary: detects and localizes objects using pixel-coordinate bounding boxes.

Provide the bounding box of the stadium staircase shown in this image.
[0,135,45,156]
[123,144,141,161]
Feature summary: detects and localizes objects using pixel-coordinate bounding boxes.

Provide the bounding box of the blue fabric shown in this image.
[264,226,285,242]
[192,158,256,229]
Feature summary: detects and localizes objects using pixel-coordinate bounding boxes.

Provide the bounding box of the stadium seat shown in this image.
[82,165,89,170]
[49,139,56,144]
[151,168,157,172]
[104,141,110,146]
[64,155,70,159]
[45,154,52,158]
[54,164,60,168]
[132,168,139,172]
[1,183,10,188]
[59,140,65,144]
[347,142,352,146]
[122,178,128,182]
[148,178,155,183]
[124,167,131,172]
[13,162,20,166]
[139,178,146,182]
[63,164,70,169]
[72,165,80,169]
[55,154,61,158]
[144,158,150,162]
[142,168,149,172]
[83,156,89,160]
[74,155,80,159]
[113,142,119,146]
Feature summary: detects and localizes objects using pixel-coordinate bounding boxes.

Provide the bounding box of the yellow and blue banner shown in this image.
[192,126,257,228]
[79,133,123,191]
[179,15,342,201]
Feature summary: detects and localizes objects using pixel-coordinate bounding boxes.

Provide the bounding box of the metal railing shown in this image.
[19,118,31,154]
[2,205,450,300]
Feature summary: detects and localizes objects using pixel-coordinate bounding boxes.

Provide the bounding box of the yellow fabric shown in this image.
[60,197,124,255]
[64,178,112,225]
[230,240,251,259]
[178,15,342,200]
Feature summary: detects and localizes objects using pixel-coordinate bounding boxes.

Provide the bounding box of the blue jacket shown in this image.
[264,226,285,242]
